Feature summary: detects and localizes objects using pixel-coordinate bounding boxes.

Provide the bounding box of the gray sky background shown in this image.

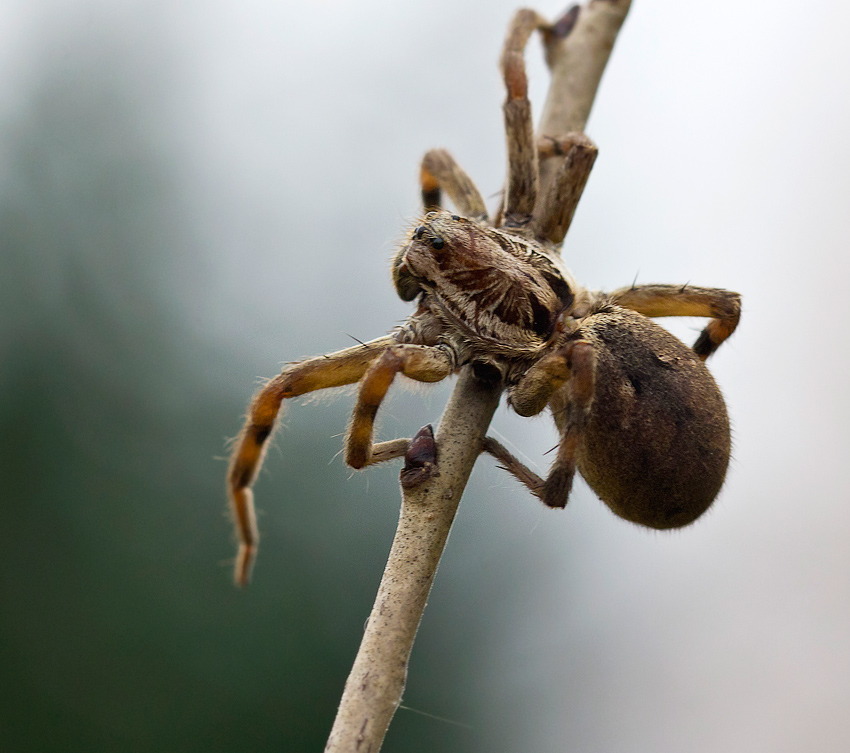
[2,1,849,751]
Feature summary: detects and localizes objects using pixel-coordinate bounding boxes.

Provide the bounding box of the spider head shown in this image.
[393,210,588,349]
[392,211,470,301]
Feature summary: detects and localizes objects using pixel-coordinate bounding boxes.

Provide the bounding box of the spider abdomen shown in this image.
[559,307,731,529]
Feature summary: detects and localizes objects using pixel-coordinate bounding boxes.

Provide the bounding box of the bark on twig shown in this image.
[325,4,631,750]
[325,370,500,752]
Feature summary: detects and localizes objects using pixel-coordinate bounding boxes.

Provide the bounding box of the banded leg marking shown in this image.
[420,149,488,221]
[227,335,394,585]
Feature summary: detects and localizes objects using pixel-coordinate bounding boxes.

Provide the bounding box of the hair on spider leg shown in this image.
[345,333,368,347]
[329,444,346,466]
[487,425,543,472]
[221,432,240,453]
[299,384,361,408]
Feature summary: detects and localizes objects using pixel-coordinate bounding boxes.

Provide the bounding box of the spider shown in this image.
[226,9,740,586]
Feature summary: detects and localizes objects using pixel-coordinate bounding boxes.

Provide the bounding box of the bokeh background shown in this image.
[2,0,849,751]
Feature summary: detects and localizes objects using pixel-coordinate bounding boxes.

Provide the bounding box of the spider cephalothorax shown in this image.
[226,9,740,585]
[393,210,587,360]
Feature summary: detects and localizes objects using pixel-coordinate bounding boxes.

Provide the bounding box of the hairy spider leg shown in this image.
[419,149,489,222]
[543,340,596,505]
[500,9,547,228]
[227,335,395,585]
[345,344,454,469]
[481,436,546,499]
[608,284,741,359]
[532,133,598,244]
[486,339,596,508]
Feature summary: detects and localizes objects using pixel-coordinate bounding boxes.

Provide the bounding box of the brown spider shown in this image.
[226,9,740,585]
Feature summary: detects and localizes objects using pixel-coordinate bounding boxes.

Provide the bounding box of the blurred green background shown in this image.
[3,1,850,751]
[0,3,555,750]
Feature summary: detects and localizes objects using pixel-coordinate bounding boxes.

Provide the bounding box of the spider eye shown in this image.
[413,226,426,240]
[431,237,445,250]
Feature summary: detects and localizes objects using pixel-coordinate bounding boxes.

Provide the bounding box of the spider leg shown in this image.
[607,284,741,359]
[531,133,598,244]
[420,149,488,222]
[481,436,545,497]
[495,340,596,508]
[499,9,547,228]
[227,335,395,585]
[346,344,454,469]
[366,437,411,465]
